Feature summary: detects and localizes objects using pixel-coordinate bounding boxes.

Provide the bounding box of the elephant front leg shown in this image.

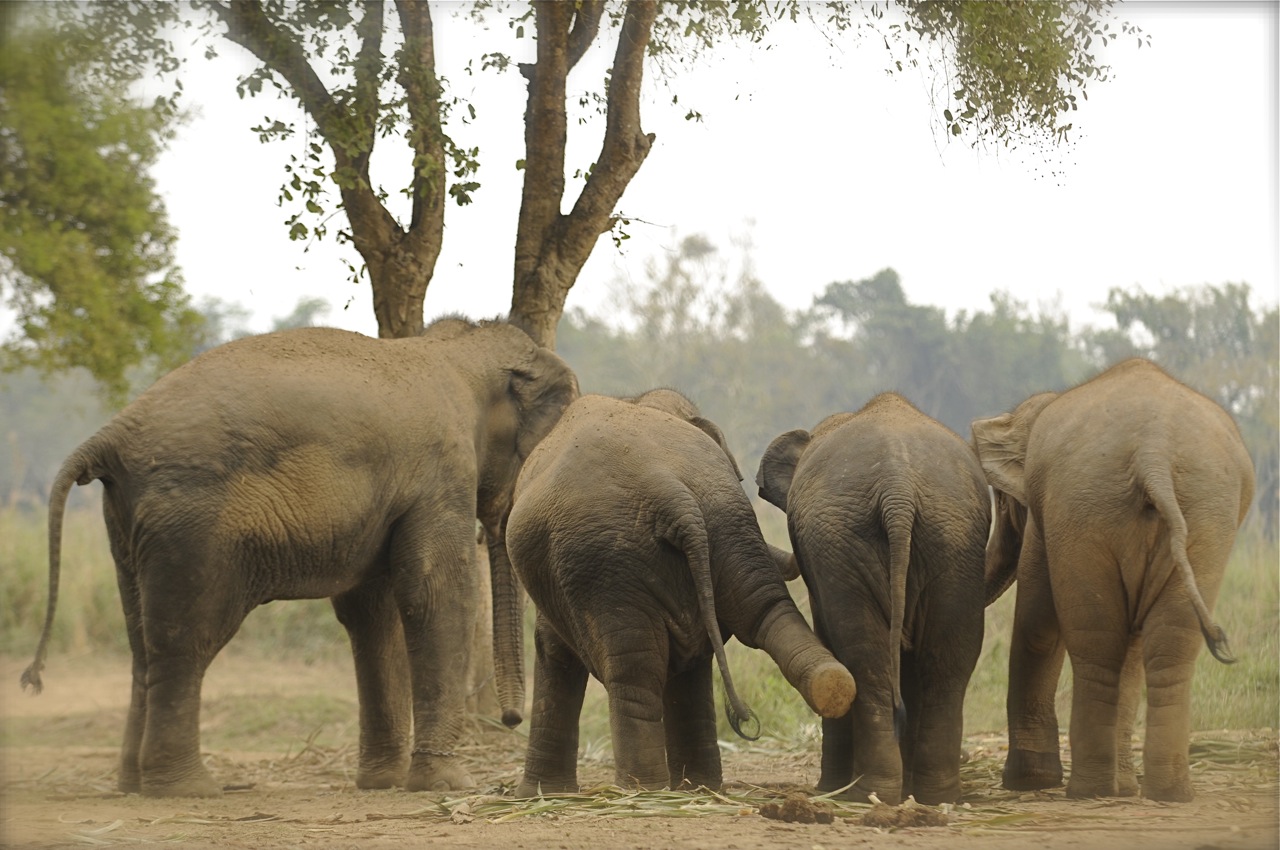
[517,617,589,797]
[663,661,721,790]
[333,577,413,790]
[393,520,478,793]
[1004,521,1066,792]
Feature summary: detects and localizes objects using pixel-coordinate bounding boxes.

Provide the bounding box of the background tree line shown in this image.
[4,233,1274,537]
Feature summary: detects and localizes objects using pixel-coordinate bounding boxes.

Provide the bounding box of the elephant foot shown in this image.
[907,779,961,806]
[805,662,857,719]
[1066,774,1119,799]
[1002,748,1063,791]
[405,754,474,792]
[140,768,223,798]
[355,764,408,790]
[1142,777,1194,803]
[1116,770,1140,797]
[514,776,578,798]
[117,766,141,795]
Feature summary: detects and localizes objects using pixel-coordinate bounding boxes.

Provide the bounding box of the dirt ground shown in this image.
[2,652,1276,850]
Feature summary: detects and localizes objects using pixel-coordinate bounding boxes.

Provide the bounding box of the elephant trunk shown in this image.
[485,526,526,727]
[753,605,856,719]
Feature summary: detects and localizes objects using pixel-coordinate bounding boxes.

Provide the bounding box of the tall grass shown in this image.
[3,502,1275,743]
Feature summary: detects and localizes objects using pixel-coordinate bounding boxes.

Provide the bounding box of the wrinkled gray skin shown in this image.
[757,393,988,805]
[971,359,1254,802]
[507,389,856,796]
[20,319,579,798]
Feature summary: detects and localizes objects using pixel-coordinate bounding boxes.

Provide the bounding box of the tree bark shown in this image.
[510,0,657,349]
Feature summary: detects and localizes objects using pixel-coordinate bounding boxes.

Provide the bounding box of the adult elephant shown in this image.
[506,389,856,796]
[971,358,1254,802]
[20,318,579,797]
[756,393,989,805]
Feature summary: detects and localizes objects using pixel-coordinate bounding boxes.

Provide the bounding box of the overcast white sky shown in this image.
[152,2,1280,338]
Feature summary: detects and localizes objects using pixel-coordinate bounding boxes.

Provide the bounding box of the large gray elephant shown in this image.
[971,358,1255,802]
[756,393,989,805]
[20,318,579,797]
[506,389,856,796]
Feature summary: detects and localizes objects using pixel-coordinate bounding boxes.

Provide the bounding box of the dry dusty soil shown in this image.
[2,652,1276,850]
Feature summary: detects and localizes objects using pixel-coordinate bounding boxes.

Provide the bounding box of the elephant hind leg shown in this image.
[1114,638,1143,797]
[1004,519,1066,792]
[663,661,721,790]
[137,564,247,797]
[516,615,589,798]
[332,575,412,790]
[115,563,146,795]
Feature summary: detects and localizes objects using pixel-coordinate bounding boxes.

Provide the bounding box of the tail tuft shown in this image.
[1203,624,1236,665]
[20,661,45,695]
[725,704,761,742]
[893,699,907,740]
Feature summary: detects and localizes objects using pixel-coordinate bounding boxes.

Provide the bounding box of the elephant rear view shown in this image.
[506,389,855,796]
[971,358,1254,802]
[20,319,578,797]
[757,393,989,805]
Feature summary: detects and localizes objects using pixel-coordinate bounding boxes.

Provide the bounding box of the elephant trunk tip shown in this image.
[807,661,856,719]
[501,708,524,728]
[1203,624,1236,665]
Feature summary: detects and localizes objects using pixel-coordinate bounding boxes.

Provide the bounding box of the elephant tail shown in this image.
[22,442,100,695]
[882,496,912,739]
[1144,462,1235,664]
[664,500,760,741]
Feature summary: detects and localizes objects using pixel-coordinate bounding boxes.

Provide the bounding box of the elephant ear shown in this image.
[756,429,811,512]
[509,349,580,459]
[970,413,1029,505]
[971,391,1058,507]
[689,415,743,482]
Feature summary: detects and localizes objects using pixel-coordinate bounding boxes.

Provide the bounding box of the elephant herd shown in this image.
[20,319,1254,807]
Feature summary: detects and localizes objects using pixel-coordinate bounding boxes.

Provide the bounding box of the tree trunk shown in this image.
[509,0,657,349]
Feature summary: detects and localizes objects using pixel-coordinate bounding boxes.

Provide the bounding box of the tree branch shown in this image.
[210,1,398,246]
[349,1,385,178]
[561,0,656,262]
[394,0,447,238]
[513,1,574,288]
[566,1,606,71]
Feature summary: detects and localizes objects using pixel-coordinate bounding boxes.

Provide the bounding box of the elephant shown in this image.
[970,358,1255,802]
[505,388,856,796]
[19,318,579,797]
[756,392,989,805]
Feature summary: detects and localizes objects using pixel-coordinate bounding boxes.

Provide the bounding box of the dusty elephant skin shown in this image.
[757,393,990,806]
[971,358,1255,802]
[505,389,856,796]
[19,319,579,798]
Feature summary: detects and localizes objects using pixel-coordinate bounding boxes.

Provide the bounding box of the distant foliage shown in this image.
[557,237,1276,537]
[0,5,201,403]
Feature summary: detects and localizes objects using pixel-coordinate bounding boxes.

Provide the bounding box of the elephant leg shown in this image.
[817,713,855,793]
[115,564,146,795]
[1138,530,1230,803]
[601,631,670,790]
[390,511,477,792]
[516,615,588,797]
[663,660,721,790]
[332,576,412,789]
[1114,637,1143,797]
[1004,518,1066,792]
[1055,545,1129,799]
[906,598,982,805]
[137,561,244,797]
